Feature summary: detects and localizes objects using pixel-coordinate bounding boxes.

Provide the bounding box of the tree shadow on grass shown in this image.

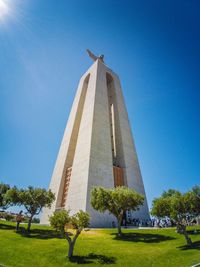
[0,222,73,240]
[69,253,116,265]
[178,241,200,250]
[0,222,16,230]
[17,228,62,239]
[111,232,175,243]
[187,229,200,235]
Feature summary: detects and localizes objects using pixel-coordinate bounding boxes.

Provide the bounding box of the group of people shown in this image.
[122,218,175,228]
[123,217,199,228]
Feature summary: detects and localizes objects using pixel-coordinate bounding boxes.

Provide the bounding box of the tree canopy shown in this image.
[0,183,11,210]
[192,185,200,197]
[91,186,144,236]
[6,186,55,231]
[151,187,200,246]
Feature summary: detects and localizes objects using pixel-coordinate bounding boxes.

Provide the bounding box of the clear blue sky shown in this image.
[0,0,199,208]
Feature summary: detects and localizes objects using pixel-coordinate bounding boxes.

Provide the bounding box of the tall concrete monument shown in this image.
[41,51,150,226]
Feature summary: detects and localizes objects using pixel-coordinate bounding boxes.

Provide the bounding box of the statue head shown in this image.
[99,55,104,60]
[99,54,104,63]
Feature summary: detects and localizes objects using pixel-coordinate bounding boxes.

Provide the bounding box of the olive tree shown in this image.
[50,210,90,258]
[192,185,200,197]
[91,186,144,236]
[151,187,200,247]
[0,183,11,210]
[6,186,55,231]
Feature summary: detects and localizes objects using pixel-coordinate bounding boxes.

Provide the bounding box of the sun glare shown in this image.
[0,0,10,21]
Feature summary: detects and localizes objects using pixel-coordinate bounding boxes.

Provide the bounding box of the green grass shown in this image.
[0,221,200,267]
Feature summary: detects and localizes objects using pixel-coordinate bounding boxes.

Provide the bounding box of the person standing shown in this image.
[16,210,23,231]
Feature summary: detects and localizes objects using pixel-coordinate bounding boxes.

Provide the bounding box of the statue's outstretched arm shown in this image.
[86,49,98,61]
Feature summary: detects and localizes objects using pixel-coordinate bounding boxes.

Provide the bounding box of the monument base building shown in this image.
[41,53,150,227]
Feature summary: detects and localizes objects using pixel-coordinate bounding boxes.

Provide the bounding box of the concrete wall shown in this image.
[41,59,150,226]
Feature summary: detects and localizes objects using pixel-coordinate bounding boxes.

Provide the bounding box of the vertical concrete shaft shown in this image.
[41,59,150,226]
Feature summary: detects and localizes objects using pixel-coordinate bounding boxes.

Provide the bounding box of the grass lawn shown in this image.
[0,221,200,267]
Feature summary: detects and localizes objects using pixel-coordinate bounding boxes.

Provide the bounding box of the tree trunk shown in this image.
[68,242,74,258]
[183,230,192,246]
[176,224,192,247]
[27,215,33,232]
[66,230,81,259]
[117,211,124,237]
[117,220,122,237]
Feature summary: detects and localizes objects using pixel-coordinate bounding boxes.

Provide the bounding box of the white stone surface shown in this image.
[41,59,150,226]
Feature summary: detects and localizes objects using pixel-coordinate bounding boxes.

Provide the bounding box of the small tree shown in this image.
[91,186,144,236]
[151,188,200,247]
[50,210,90,259]
[0,183,11,210]
[191,186,200,223]
[6,186,55,232]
